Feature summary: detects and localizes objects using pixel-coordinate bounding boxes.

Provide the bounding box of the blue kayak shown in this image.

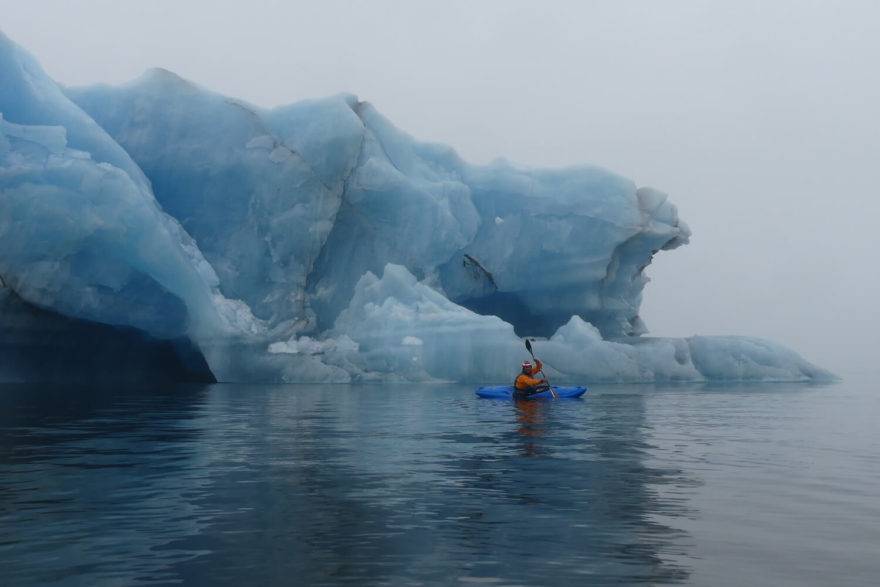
[475,385,587,400]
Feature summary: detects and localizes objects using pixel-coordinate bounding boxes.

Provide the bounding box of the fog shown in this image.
[2,0,877,377]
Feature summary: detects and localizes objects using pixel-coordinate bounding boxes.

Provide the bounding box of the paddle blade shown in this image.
[525,339,533,354]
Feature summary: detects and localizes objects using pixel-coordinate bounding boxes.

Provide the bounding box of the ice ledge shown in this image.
[261,265,835,384]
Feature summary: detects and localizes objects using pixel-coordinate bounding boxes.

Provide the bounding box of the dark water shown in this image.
[1,378,878,585]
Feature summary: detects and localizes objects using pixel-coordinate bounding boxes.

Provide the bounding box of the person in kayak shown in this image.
[515,360,550,397]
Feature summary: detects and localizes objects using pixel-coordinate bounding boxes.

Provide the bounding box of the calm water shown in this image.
[1,378,878,586]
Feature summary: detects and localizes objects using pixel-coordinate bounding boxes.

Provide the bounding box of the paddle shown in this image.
[525,339,558,398]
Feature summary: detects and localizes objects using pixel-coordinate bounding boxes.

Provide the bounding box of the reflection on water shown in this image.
[0,382,694,584]
[514,398,546,456]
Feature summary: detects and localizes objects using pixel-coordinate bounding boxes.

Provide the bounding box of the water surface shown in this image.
[1,378,877,585]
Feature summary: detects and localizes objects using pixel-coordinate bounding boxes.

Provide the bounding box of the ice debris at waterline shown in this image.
[0,30,834,383]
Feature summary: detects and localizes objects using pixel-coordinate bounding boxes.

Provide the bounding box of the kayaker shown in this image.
[515,360,550,396]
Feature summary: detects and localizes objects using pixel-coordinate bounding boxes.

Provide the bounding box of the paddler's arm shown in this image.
[531,359,543,375]
[518,373,547,387]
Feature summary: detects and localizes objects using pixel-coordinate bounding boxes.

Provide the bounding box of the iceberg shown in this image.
[0,30,834,383]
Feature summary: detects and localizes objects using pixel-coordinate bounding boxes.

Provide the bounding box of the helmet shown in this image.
[522,360,532,370]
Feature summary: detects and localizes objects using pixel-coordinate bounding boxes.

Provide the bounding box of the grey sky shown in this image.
[2,0,878,376]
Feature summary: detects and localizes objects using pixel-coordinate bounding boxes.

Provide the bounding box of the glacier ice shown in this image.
[0,30,834,383]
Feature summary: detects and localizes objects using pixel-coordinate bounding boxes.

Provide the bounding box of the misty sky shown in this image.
[2,0,878,376]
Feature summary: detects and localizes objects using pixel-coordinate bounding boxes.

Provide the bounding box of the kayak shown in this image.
[475,385,587,400]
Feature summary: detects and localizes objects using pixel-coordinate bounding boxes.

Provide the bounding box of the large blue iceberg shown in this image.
[0,31,833,383]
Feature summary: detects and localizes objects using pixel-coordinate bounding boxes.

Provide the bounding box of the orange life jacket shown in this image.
[515,359,543,390]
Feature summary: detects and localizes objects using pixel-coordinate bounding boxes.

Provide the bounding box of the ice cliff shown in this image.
[0,31,833,383]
